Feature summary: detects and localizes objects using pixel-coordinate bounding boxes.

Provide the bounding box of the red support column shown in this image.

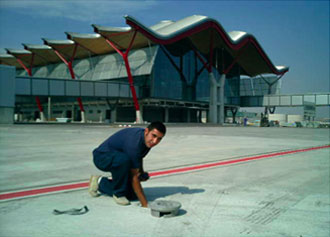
[16,58,32,77]
[102,31,143,123]
[35,96,43,112]
[123,55,140,111]
[15,55,46,121]
[52,45,86,121]
[52,46,78,80]
[77,97,84,112]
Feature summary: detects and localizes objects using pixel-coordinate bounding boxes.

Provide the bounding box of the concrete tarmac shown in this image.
[0,124,329,237]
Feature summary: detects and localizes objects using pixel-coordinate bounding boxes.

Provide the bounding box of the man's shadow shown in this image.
[144,186,205,201]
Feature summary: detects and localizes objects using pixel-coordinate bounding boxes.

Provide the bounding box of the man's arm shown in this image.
[140,161,144,174]
[131,168,148,207]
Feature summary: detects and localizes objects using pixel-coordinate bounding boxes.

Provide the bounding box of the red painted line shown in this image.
[150,145,330,177]
[1,145,329,201]
[0,182,88,201]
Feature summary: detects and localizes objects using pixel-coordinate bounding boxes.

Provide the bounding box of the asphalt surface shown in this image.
[0,124,329,237]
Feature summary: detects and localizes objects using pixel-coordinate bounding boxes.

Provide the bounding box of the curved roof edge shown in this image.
[125,15,289,75]
[6,48,32,55]
[42,38,75,46]
[0,54,16,59]
[23,44,53,50]
[92,24,131,33]
[65,32,101,40]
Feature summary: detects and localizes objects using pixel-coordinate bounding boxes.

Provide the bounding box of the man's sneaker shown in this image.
[88,175,101,197]
[113,195,130,205]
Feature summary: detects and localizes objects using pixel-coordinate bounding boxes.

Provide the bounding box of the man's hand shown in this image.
[131,168,148,207]
[138,172,150,182]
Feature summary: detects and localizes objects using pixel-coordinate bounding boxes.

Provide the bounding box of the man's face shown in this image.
[144,128,164,148]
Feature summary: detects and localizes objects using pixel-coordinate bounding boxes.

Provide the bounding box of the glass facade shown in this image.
[151,48,212,101]
[15,45,280,108]
[240,76,281,96]
[150,47,241,104]
[151,47,182,100]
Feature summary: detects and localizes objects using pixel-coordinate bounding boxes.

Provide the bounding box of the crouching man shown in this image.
[89,121,166,207]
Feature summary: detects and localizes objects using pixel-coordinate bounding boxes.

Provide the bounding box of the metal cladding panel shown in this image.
[316,95,329,105]
[269,96,280,106]
[0,65,15,107]
[119,84,130,97]
[81,81,94,96]
[292,96,303,105]
[263,94,329,107]
[280,96,291,106]
[94,82,107,96]
[49,80,65,96]
[32,79,48,95]
[262,96,268,106]
[108,83,119,97]
[15,77,30,95]
[73,58,93,80]
[304,95,315,104]
[66,80,80,96]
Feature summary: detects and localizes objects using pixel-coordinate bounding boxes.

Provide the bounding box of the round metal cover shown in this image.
[149,200,182,217]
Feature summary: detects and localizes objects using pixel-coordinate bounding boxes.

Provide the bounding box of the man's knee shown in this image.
[93,150,114,172]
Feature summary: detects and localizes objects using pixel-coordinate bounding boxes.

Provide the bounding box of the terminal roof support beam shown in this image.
[43,39,86,120]
[260,74,284,94]
[159,45,185,81]
[95,29,143,123]
[16,57,32,76]
[51,44,85,115]
[193,53,206,83]
[222,42,249,75]
[51,44,78,80]
[192,48,211,73]
[260,74,283,116]
[5,49,35,76]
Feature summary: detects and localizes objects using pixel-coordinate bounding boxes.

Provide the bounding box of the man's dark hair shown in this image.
[147,121,166,135]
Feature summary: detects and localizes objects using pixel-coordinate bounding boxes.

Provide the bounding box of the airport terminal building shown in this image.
[0,15,289,124]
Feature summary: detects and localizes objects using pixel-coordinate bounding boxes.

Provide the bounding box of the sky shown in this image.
[0,0,329,118]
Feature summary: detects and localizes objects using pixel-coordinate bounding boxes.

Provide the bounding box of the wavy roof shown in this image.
[0,15,288,77]
[125,15,289,76]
